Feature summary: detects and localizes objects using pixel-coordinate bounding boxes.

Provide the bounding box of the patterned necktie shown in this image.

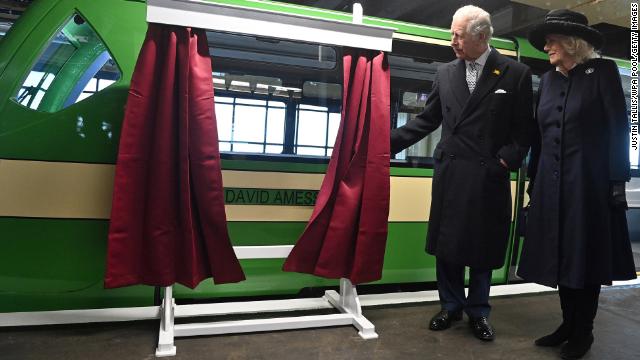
[467,61,478,93]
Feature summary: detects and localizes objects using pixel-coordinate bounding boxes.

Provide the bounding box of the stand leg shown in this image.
[325,278,378,339]
[156,286,177,357]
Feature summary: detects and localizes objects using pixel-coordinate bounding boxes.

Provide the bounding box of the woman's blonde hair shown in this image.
[556,35,599,64]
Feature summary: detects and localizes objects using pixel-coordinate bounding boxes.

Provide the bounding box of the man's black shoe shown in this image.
[535,323,571,347]
[428,310,462,331]
[469,316,495,341]
[560,333,594,359]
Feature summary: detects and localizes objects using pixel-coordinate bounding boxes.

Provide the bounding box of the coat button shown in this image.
[554,170,559,176]
[449,154,456,160]
[554,154,560,161]
[560,91,565,97]
[556,105,563,112]
[554,138,560,144]
[556,121,561,128]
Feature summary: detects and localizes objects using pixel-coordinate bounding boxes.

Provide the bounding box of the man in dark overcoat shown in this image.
[391,5,534,341]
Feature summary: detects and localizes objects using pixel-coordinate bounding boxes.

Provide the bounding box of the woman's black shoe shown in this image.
[560,333,594,360]
[534,323,571,346]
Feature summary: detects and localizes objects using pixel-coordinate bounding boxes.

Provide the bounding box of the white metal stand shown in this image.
[155,245,377,357]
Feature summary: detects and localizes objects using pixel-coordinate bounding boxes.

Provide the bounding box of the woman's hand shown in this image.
[611,182,627,209]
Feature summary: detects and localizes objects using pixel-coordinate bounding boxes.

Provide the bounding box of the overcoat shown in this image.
[518,58,636,288]
[391,49,534,269]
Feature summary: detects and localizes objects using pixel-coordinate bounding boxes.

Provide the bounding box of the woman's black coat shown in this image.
[518,58,636,288]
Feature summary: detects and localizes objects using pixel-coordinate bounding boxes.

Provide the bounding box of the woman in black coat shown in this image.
[517,9,636,360]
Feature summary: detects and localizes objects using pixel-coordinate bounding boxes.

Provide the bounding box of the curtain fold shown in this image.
[104,24,245,289]
[282,49,391,284]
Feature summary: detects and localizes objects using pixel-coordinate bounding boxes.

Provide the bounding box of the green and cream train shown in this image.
[0,0,636,313]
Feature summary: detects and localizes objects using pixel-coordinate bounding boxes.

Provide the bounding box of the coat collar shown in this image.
[449,58,471,108]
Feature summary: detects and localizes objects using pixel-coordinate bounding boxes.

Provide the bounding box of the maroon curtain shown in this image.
[282,49,391,284]
[104,24,245,289]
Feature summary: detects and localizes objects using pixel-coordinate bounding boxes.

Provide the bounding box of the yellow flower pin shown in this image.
[493,69,500,76]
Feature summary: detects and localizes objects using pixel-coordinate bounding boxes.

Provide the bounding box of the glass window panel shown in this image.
[236,98,266,106]
[207,30,341,157]
[389,55,446,161]
[216,96,234,104]
[31,90,46,109]
[13,14,121,112]
[214,103,233,141]
[297,110,327,146]
[77,92,92,102]
[299,104,327,111]
[232,143,264,153]
[84,78,98,92]
[97,79,115,91]
[402,91,428,108]
[234,106,266,142]
[328,113,340,147]
[0,21,11,40]
[619,71,636,168]
[296,146,325,156]
[395,110,441,159]
[219,142,231,152]
[630,135,638,168]
[207,31,336,69]
[265,145,284,154]
[266,108,285,144]
[303,81,341,100]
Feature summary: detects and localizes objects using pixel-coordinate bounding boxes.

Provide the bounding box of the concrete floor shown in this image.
[2,286,639,360]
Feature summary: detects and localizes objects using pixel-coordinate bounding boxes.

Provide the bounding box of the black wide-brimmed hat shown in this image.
[528,9,604,51]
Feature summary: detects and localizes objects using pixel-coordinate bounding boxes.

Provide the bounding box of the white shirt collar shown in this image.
[466,46,491,67]
[556,63,577,77]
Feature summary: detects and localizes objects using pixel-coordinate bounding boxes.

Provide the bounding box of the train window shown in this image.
[207,30,341,156]
[619,69,638,168]
[215,95,287,153]
[208,32,336,69]
[295,104,341,156]
[388,54,443,161]
[13,14,121,112]
[0,21,12,42]
[296,81,341,156]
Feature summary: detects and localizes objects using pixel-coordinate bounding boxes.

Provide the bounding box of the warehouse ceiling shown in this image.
[0,0,632,59]
[280,0,632,59]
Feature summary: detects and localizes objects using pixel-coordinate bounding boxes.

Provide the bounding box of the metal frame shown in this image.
[155,245,378,357]
[146,0,394,52]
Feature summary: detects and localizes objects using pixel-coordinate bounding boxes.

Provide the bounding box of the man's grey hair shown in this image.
[453,5,493,43]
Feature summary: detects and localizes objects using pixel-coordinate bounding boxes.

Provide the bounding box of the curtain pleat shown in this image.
[283,49,390,284]
[105,24,245,289]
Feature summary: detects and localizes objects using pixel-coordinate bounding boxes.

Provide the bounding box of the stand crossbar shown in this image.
[155,245,378,357]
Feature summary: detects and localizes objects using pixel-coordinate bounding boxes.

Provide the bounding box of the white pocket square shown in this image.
[494,89,507,94]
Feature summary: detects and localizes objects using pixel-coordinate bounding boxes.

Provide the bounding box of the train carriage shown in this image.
[0,0,635,313]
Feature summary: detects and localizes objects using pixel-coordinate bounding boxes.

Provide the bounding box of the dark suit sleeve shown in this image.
[390,71,443,154]
[599,59,631,182]
[527,75,543,182]
[496,65,535,170]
